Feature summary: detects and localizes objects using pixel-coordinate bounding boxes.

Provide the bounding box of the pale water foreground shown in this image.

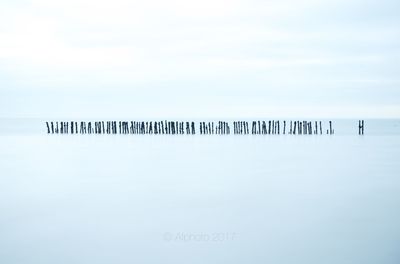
[0,119,399,264]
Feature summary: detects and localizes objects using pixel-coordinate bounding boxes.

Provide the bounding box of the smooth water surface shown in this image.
[0,119,399,264]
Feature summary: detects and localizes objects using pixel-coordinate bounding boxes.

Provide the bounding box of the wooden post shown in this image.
[45,122,50,134]
[277,121,280,134]
[283,121,286,134]
[314,121,317,134]
[319,121,322,134]
[268,121,271,134]
[299,121,302,135]
[359,120,364,135]
[293,121,297,135]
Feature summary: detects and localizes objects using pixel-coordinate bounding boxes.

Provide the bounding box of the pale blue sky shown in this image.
[0,0,399,118]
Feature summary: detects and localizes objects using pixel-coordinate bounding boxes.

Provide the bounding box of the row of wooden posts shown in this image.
[43,120,362,135]
[236,120,334,135]
[46,121,198,135]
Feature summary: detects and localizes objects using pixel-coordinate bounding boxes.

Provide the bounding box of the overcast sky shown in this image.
[0,0,399,118]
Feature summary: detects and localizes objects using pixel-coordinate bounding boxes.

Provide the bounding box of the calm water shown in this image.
[0,119,399,264]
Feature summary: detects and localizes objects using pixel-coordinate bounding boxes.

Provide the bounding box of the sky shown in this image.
[0,0,399,118]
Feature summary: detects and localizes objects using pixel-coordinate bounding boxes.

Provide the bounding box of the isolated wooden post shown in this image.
[359,120,365,135]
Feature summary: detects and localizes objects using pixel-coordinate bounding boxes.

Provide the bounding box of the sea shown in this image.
[0,118,399,264]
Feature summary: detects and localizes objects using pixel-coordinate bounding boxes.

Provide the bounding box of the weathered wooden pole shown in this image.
[283,121,286,134]
[45,122,50,134]
[319,121,322,134]
[277,120,281,135]
[359,120,365,135]
[293,121,297,135]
